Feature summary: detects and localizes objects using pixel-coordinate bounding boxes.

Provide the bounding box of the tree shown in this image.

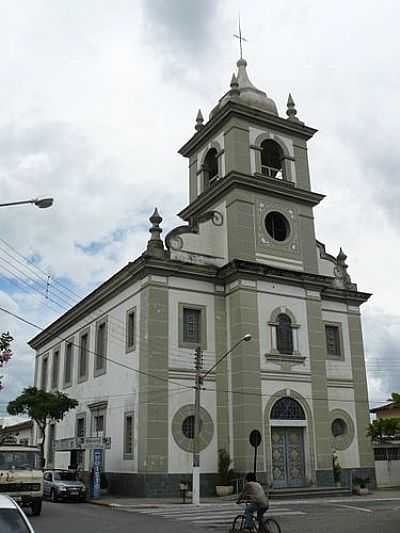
[368,417,400,442]
[0,332,13,391]
[7,386,78,465]
[389,392,400,407]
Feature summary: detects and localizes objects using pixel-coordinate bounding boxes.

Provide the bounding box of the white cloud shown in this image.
[0,0,398,407]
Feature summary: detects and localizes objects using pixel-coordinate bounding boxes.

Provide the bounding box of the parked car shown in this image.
[43,470,87,502]
[0,494,35,532]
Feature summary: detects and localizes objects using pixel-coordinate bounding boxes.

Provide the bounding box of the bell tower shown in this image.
[177,57,324,275]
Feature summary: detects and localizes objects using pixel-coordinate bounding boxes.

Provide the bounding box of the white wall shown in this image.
[35,278,142,472]
[375,459,400,487]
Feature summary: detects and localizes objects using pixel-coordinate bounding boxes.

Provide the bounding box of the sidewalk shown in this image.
[88,488,400,509]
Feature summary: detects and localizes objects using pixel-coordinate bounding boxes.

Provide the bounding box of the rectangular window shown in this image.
[123,413,134,459]
[325,325,341,357]
[76,415,86,468]
[94,414,104,433]
[183,308,201,344]
[64,341,73,387]
[94,320,107,376]
[51,349,60,390]
[47,424,56,467]
[126,308,136,352]
[78,331,89,381]
[41,356,49,390]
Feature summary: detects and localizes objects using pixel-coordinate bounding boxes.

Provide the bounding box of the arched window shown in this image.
[276,313,293,355]
[203,148,219,189]
[271,397,305,420]
[261,140,283,179]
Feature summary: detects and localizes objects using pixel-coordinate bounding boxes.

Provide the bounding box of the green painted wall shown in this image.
[137,283,169,473]
[215,293,229,452]
[306,295,332,474]
[348,312,374,468]
[224,121,250,175]
[228,286,263,472]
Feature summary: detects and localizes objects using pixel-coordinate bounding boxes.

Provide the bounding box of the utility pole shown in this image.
[191,334,252,505]
[192,346,203,505]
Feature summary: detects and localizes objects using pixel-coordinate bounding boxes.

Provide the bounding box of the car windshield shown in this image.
[54,471,78,481]
[0,451,41,470]
[0,508,30,533]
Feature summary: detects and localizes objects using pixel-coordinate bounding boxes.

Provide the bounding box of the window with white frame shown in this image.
[51,349,60,390]
[268,309,300,356]
[78,331,89,382]
[41,355,49,390]
[123,412,134,460]
[64,341,73,387]
[94,320,107,376]
[126,308,136,352]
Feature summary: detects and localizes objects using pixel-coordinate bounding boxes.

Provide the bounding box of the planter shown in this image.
[216,485,234,497]
[355,487,369,496]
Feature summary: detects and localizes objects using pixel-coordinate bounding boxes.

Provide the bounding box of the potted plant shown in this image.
[353,476,369,496]
[332,452,342,487]
[216,448,235,497]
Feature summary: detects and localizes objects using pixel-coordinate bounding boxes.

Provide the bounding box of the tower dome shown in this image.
[210,58,278,118]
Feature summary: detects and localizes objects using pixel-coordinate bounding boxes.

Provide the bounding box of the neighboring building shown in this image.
[370,402,400,419]
[370,403,400,487]
[29,56,375,496]
[0,420,33,446]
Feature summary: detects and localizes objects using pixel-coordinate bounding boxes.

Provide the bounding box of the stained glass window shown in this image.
[277,314,293,355]
[325,325,340,356]
[271,397,305,420]
[183,308,201,344]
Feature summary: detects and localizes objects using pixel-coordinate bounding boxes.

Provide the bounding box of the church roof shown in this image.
[210,58,278,118]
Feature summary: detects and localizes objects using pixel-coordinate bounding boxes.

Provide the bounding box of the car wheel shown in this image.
[31,501,42,516]
[50,489,57,503]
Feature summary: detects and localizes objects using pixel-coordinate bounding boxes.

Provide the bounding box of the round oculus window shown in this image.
[182,415,202,439]
[332,418,347,437]
[265,212,290,242]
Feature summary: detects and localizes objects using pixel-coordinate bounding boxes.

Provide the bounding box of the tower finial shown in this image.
[286,93,299,121]
[195,109,204,131]
[145,207,165,257]
[233,15,248,60]
[230,73,240,96]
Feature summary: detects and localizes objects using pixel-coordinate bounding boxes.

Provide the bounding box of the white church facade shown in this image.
[29,57,375,496]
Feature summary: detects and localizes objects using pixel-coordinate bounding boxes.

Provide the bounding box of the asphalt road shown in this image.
[29,498,400,533]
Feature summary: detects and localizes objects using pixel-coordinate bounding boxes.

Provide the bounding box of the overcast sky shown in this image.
[0,0,399,417]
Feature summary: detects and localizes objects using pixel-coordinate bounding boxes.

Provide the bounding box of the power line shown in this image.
[0,305,193,392]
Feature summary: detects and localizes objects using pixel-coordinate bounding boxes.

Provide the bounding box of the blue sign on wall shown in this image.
[90,448,102,499]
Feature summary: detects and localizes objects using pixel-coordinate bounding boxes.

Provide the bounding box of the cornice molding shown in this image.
[179,100,318,157]
[178,171,325,221]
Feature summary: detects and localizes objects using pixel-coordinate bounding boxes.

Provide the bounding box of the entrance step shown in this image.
[269,486,352,499]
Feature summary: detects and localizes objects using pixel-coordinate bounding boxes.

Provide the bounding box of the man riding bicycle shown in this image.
[237,472,269,532]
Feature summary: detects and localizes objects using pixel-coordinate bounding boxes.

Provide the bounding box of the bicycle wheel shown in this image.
[263,518,281,533]
[231,514,245,533]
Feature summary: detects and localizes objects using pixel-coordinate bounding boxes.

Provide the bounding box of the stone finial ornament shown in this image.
[230,73,240,96]
[146,207,165,257]
[195,109,204,131]
[286,93,299,121]
[333,247,357,290]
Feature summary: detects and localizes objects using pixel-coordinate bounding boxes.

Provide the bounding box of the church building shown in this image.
[29,56,375,496]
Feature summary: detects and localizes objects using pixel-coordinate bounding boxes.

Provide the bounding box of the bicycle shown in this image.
[231,504,281,533]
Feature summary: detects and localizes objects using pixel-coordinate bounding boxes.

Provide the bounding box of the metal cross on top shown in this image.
[233,16,248,59]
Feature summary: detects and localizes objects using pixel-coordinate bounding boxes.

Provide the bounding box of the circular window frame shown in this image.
[329,409,354,451]
[264,211,291,242]
[172,405,214,453]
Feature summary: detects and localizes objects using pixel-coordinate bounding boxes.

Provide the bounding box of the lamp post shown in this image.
[0,198,54,209]
[192,333,252,505]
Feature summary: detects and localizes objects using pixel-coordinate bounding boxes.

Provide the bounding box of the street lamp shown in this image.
[0,197,54,209]
[192,333,252,505]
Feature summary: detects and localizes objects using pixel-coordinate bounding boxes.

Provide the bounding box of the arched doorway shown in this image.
[270,397,306,488]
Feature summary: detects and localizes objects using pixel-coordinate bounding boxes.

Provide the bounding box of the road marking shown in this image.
[334,503,373,513]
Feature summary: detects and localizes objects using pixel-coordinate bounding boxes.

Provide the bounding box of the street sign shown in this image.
[78,436,112,449]
[249,430,262,448]
[249,429,262,476]
[90,448,102,499]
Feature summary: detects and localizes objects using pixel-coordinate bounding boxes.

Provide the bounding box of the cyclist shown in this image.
[237,472,269,532]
